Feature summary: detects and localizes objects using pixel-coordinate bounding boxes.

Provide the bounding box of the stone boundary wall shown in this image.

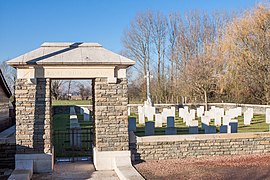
[0,137,15,169]
[129,132,270,161]
[128,103,270,114]
[128,104,177,113]
[52,105,92,115]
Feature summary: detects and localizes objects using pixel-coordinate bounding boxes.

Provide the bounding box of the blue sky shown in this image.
[0,0,260,62]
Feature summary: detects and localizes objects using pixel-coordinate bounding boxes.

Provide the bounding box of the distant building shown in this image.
[0,69,14,132]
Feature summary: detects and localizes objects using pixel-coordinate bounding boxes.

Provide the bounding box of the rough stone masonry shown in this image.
[15,78,51,154]
[93,77,129,151]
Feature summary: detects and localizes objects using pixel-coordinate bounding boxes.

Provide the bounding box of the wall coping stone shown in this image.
[135,132,270,143]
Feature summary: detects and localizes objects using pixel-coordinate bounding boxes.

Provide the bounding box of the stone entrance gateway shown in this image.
[7,42,135,172]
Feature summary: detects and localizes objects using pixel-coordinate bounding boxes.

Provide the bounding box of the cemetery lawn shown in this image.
[134,154,270,179]
[130,112,269,136]
[52,100,91,105]
[52,114,92,131]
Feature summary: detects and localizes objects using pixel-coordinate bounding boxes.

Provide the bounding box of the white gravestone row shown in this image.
[162,107,175,123]
[196,106,204,117]
[179,107,199,134]
[133,105,256,136]
[138,105,156,124]
[136,105,178,135]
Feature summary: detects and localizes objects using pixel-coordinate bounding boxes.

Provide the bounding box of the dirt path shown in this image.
[134,154,270,180]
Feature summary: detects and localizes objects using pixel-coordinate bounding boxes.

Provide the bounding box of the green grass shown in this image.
[52,113,93,158]
[52,100,92,106]
[132,112,269,136]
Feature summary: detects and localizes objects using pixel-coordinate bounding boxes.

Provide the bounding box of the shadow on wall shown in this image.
[129,131,145,164]
[33,78,46,153]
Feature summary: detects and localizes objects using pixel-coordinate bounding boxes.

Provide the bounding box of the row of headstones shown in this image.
[129,104,270,136]
[137,104,175,126]
[70,107,81,148]
[128,117,177,136]
[179,106,251,134]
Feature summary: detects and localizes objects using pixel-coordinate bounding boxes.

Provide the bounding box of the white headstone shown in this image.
[139,112,145,124]
[185,114,193,126]
[83,108,90,121]
[222,115,231,126]
[145,106,155,121]
[138,106,143,114]
[266,108,270,124]
[196,106,204,118]
[155,114,163,127]
[244,110,252,125]
[201,116,210,129]
[190,109,196,120]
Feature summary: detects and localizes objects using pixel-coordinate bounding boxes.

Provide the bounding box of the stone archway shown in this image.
[7,42,135,172]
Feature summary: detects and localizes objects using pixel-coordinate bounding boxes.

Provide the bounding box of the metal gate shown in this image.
[53,128,93,162]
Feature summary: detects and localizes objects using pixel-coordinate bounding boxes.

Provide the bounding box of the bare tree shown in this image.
[51,80,64,100]
[222,4,270,104]
[79,84,91,100]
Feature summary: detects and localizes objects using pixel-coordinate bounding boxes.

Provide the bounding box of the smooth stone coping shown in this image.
[136,132,270,143]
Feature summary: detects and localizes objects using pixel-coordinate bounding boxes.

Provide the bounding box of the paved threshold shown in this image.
[32,161,119,180]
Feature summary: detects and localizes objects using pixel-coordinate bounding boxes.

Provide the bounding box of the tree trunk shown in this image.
[204,90,208,111]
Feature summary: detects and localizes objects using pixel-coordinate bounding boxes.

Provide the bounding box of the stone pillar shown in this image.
[15,78,52,173]
[93,77,130,170]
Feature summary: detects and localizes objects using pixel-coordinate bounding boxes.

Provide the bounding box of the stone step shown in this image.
[8,169,32,180]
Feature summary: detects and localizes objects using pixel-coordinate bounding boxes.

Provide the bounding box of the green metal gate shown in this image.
[53,128,93,162]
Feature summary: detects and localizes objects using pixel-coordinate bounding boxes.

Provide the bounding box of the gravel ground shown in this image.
[134,154,270,180]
